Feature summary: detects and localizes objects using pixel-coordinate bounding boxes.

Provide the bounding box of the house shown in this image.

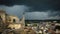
[0,10,25,34]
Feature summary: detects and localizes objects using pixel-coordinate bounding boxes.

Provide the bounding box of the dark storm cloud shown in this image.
[25,12,49,20]
[25,11,60,20]
[48,11,60,17]
[0,5,29,18]
[0,0,60,11]
[0,0,60,20]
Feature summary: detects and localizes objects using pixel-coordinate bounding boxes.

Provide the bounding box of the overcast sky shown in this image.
[0,0,60,20]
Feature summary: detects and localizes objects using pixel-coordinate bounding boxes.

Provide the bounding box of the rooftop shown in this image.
[0,10,6,13]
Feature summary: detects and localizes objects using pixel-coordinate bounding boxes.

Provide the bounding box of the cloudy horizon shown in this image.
[0,0,60,20]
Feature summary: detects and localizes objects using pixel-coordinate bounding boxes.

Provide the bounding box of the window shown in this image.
[13,19,16,22]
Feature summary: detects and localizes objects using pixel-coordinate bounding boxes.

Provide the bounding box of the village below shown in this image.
[0,10,60,34]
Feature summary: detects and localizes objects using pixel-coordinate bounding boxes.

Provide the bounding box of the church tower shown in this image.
[20,12,25,28]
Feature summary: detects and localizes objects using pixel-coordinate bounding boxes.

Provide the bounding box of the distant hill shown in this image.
[25,19,60,23]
